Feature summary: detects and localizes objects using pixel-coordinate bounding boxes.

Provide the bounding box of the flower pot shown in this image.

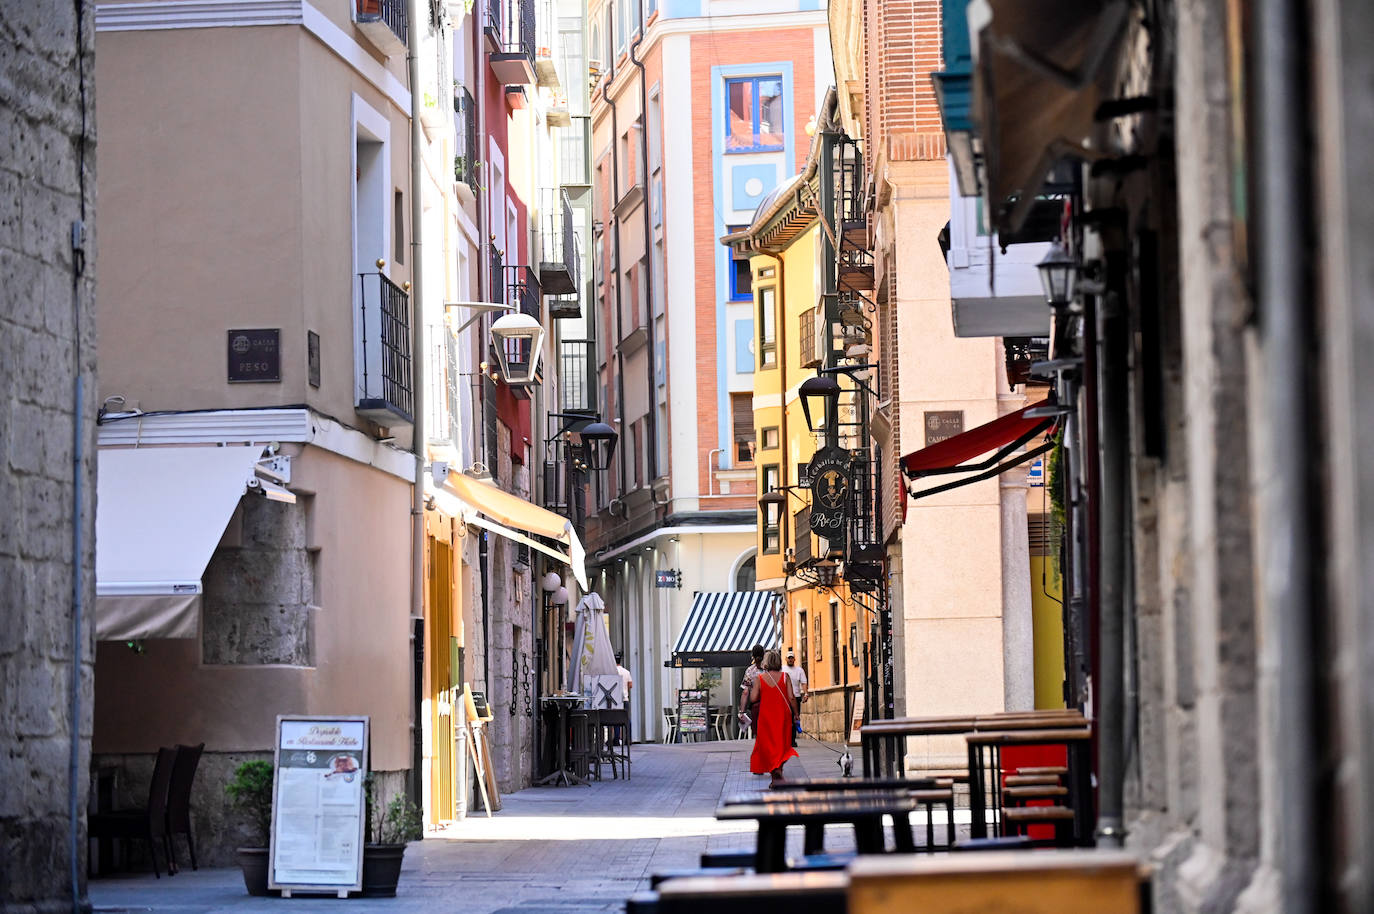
[236,847,274,897]
[360,843,407,897]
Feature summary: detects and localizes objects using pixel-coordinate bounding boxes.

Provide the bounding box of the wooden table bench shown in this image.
[716,794,920,873]
[860,710,1085,778]
[731,776,952,853]
[965,727,1093,844]
[652,871,849,914]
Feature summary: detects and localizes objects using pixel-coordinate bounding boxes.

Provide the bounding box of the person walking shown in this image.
[781,649,808,746]
[748,650,800,786]
[738,644,765,736]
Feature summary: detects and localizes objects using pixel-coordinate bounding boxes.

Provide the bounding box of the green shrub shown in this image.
[225,760,274,846]
[376,795,424,846]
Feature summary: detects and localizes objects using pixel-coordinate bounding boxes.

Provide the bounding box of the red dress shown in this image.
[749,672,800,774]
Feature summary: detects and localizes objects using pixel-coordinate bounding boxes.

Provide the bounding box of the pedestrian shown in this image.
[748,649,800,786]
[614,651,633,707]
[737,644,765,735]
[781,648,808,746]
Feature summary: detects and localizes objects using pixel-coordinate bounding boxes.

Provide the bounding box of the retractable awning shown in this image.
[671,591,782,668]
[901,401,1057,500]
[96,446,269,640]
[444,472,588,590]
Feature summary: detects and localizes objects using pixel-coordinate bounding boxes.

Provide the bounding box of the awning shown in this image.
[901,401,1057,500]
[96,446,266,640]
[970,0,1130,232]
[671,591,782,668]
[444,472,588,590]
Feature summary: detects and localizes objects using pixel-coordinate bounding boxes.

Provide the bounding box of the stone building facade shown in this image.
[0,1,98,910]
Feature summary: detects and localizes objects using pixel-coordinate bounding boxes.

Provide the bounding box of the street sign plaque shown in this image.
[228,328,281,383]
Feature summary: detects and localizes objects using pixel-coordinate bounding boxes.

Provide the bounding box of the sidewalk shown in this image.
[89,736,858,914]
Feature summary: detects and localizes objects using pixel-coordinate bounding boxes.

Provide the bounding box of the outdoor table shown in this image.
[860,710,1085,777]
[537,695,589,787]
[716,794,920,873]
[653,871,849,914]
[965,727,1093,844]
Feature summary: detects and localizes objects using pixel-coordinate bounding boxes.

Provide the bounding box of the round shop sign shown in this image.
[808,446,850,542]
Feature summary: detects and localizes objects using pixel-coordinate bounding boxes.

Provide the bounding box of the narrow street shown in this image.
[89,740,861,914]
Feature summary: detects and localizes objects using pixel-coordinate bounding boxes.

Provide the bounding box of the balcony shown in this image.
[506,264,542,321]
[356,0,407,57]
[454,88,479,201]
[485,0,535,86]
[534,0,560,89]
[355,272,414,426]
[548,294,581,321]
[539,187,579,295]
[560,116,591,186]
[558,339,596,413]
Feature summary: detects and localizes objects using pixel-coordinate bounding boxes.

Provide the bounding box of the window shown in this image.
[725,76,784,153]
[731,393,755,464]
[393,190,405,263]
[799,306,820,368]
[632,418,643,489]
[811,609,822,665]
[727,228,751,300]
[735,556,756,591]
[830,601,841,683]
[761,427,779,450]
[761,463,780,553]
[758,287,777,368]
[798,613,808,676]
[762,463,779,491]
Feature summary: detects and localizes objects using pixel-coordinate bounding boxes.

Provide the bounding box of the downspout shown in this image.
[1254,0,1316,907]
[473,1,493,694]
[1094,280,1128,846]
[603,46,628,501]
[407,0,428,808]
[629,0,658,481]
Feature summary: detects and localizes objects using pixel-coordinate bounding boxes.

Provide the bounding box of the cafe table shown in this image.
[537,695,589,787]
[716,793,921,873]
[965,727,1093,843]
[860,709,1086,777]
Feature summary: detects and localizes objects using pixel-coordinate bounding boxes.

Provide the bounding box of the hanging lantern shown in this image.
[490,313,545,384]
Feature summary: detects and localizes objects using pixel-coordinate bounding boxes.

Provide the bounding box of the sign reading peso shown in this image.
[808,446,850,542]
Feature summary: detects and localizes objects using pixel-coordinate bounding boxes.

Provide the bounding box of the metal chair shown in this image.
[662,707,678,744]
[88,746,177,877]
[166,743,204,872]
[599,709,632,779]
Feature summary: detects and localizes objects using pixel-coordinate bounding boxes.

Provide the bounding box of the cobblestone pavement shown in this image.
[89,737,866,914]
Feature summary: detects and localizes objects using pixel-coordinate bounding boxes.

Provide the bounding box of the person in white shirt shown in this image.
[781,649,808,745]
[615,652,633,705]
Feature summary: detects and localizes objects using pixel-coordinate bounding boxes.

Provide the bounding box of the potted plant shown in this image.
[225,760,275,897]
[360,781,423,898]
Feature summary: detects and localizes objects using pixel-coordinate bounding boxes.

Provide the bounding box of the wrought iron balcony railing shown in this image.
[356,0,407,56]
[454,87,479,196]
[355,272,413,425]
[558,339,596,413]
[539,187,579,295]
[505,264,542,321]
[486,0,536,85]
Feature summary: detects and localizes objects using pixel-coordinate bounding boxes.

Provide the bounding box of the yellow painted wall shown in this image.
[1029,554,1065,709]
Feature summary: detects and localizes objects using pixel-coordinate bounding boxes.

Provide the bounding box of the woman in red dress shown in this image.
[749,650,800,785]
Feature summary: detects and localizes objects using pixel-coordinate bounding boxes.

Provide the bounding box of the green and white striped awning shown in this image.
[671,591,782,668]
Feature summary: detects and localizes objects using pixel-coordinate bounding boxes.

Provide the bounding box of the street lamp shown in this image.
[799,375,841,435]
[758,489,785,531]
[490,313,545,384]
[1036,241,1078,308]
[577,421,618,471]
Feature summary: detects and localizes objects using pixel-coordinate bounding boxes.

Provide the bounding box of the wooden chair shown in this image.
[600,709,632,779]
[166,743,204,872]
[89,746,177,877]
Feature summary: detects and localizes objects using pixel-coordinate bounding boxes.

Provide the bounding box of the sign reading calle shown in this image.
[808,446,850,542]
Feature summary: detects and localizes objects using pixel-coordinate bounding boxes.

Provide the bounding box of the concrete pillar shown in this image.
[1000,474,1034,710]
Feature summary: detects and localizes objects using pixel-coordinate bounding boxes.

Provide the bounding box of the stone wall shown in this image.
[201,499,315,666]
[0,1,97,910]
[800,685,856,743]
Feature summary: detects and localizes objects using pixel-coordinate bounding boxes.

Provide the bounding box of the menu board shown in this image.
[678,689,709,735]
[269,716,369,895]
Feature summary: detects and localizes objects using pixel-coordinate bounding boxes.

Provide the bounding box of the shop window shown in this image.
[725,76,784,153]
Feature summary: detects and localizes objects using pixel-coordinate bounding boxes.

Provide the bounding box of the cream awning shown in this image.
[443,473,588,590]
[95,446,267,640]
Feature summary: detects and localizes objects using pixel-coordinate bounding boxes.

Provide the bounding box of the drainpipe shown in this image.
[629,0,658,481]
[473,0,494,697]
[407,0,428,808]
[1254,0,1315,907]
[602,46,628,501]
[1094,281,1128,846]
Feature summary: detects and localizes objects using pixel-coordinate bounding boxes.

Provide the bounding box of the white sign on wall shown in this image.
[269,716,369,896]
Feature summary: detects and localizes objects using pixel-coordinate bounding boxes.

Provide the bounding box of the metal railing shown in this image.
[357,272,414,422]
[487,0,534,61]
[356,0,407,47]
[454,87,479,194]
[488,245,505,307]
[559,116,591,185]
[540,187,580,292]
[559,339,596,412]
[505,264,541,320]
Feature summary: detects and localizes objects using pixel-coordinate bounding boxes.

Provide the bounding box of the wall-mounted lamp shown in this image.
[541,571,563,593]
[799,375,841,435]
[1036,241,1078,308]
[490,313,545,384]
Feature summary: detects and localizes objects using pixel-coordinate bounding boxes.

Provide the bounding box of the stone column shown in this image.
[1000,474,1034,710]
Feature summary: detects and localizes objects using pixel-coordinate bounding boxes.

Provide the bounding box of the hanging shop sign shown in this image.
[655,569,682,589]
[808,446,851,542]
[269,716,368,897]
